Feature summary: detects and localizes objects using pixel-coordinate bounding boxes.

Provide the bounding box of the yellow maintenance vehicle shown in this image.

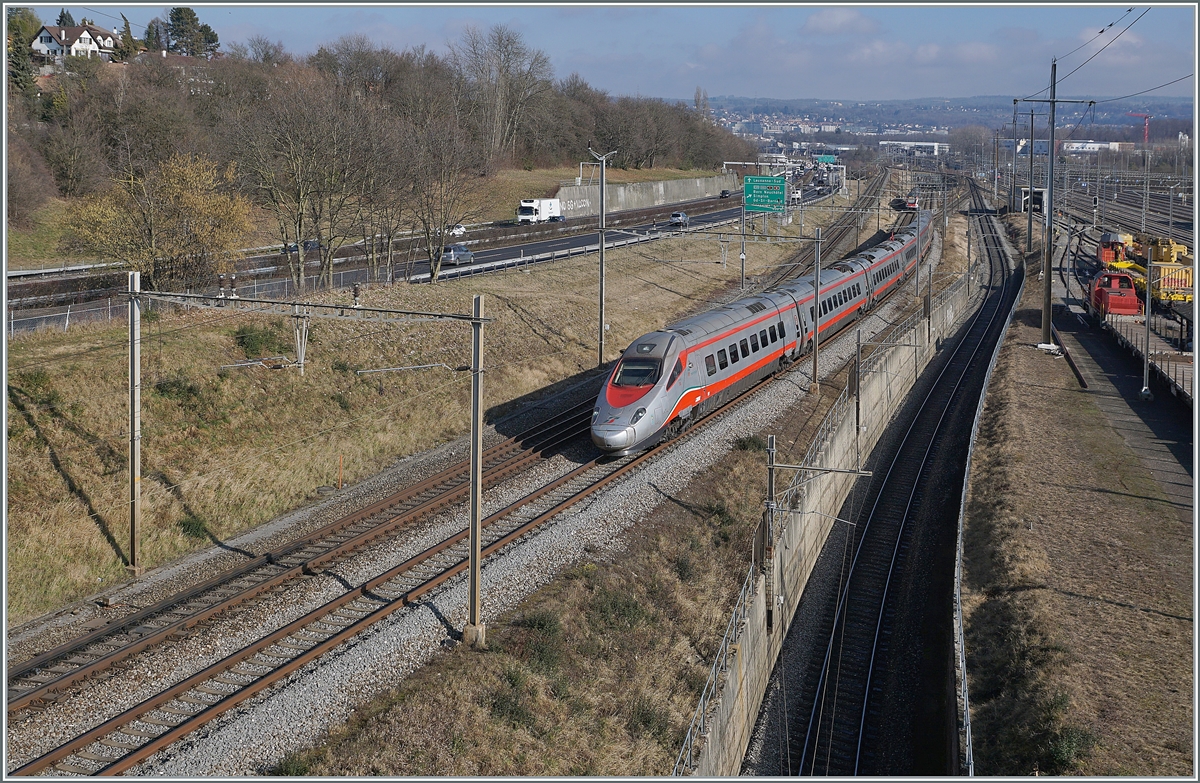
[1105,233,1194,303]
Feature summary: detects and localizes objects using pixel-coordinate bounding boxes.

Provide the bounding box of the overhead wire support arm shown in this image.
[139,291,492,325]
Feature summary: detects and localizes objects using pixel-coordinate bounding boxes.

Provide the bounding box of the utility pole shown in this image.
[1141,149,1149,233]
[811,227,822,394]
[1010,101,1019,213]
[1140,267,1154,402]
[1042,61,1057,347]
[588,143,618,366]
[1019,67,1092,346]
[128,272,142,575]
[1027,108,1036,254]
[464,294,487,648]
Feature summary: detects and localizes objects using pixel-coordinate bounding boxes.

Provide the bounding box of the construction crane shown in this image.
[1127,112,1152,146]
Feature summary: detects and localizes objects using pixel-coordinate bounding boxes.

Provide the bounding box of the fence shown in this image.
[1101,310,1193,405]
[672,220,1013,776]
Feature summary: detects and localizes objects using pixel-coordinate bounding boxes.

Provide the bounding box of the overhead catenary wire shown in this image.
[1056,7,1150,87]
[1055,6,1136,63]
[1093,73,1194,103]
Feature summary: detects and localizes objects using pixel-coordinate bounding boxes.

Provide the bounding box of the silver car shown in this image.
[669,212,689,228]
[441,244,474,266]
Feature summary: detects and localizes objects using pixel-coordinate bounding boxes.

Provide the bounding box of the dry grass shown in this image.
[5,188,859,626]
[276,446,769,776]
[959,215,1192,775]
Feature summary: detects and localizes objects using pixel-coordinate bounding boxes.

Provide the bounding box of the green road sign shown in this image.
[744,175,786,213]
[817,154,837,164]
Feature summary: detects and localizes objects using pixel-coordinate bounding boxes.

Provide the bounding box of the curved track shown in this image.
[792,181,1018,775]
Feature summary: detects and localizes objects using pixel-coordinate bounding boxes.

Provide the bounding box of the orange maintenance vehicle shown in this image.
[1088,270,1142,317]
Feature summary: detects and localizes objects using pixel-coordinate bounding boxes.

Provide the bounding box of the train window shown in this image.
[760,329,769,346]
[740,339,750,357]
[750,333,760,352]
[667,357,684,389]
[717,349,728,369]
[779,321,786,338]
[613,357,660,386]
[769,325,777,342]
[729,343,739,362]
[704,354,717,377]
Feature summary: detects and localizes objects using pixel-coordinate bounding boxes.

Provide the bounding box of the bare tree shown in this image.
[230,65,335,292]
[449,24,553,165]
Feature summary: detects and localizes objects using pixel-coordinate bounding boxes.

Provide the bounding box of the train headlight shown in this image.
[592,406,600,423]
[631,407,647,425]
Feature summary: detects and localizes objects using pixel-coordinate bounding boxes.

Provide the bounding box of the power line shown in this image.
[1057,7,1150,87]
[1094,73,1195,103]
[1056,7,1135,63]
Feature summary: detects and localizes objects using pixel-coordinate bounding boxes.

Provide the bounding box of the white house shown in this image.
[30,25,117,63]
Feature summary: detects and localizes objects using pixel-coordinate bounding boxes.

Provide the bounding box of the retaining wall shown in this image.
[684,229,1003,776]
[556,174,738,219]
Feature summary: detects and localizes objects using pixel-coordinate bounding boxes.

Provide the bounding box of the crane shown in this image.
[1127,112,1152,146]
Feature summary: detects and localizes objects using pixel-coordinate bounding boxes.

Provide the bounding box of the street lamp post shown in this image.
[588,142,618,367]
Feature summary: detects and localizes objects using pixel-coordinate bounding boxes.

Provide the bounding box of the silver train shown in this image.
[591,211,934,455]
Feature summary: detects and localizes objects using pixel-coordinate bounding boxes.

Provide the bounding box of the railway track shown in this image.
[10,173,958,775]
[7,400,595,717]
[756,167,894,292]
[790,180,1019,775]
[11,346,796,777]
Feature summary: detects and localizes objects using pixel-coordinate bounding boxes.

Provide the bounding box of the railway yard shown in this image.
[5,164,1194,777]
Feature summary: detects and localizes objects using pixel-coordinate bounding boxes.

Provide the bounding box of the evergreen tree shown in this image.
[144,17,167,52]
[56,8,74,26]
[114,14,137,61]
[167,7,202,56]
[7,7,41,103]
[199,23,219,58]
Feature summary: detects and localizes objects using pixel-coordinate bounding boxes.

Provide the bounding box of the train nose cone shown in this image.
[591,424,634,451]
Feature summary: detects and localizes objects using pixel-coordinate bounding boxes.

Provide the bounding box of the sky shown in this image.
[25,3,1198,103]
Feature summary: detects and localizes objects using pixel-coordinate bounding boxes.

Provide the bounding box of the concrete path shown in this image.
[1053,307,1194,525]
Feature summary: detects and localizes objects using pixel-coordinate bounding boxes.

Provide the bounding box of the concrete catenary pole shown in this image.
[1042,59,1057,346]
[1010,101,1019,213]
[1140,264,1154,402]
[465,294,486,647]
[811,227,822,393]
[1028,108,1035,254]
[128,272,142,574]
[589,144,617,366]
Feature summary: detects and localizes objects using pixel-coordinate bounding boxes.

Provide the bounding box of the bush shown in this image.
[672,554,696,582]
[589,586,649,629]
[234,322,287,358]
[733,434,767,451]
[154,371,203,402]
[515,610,564,671]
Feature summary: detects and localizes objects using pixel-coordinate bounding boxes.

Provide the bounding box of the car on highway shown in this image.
[441,244,474,266]
[719,189,732,198]
[283,239,322,253]
[669,211,690,228]
[444,224,467,237]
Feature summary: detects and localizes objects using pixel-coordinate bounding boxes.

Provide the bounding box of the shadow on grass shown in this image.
[145,469,255,559]
[7,383,128,567]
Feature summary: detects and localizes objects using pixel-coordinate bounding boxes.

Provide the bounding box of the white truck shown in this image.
[516,198,563,225]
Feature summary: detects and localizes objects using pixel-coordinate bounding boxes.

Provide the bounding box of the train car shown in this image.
[1088,271,1141,316]
[905,189,920,210]
[591,212,933,455]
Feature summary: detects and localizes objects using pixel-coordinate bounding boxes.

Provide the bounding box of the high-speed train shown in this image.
[591,211,934,455]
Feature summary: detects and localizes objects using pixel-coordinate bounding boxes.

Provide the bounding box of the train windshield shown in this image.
[612,358,661,386]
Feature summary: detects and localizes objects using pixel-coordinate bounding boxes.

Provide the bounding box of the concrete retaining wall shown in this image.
[688,233,990,776]
[556,174,737,219]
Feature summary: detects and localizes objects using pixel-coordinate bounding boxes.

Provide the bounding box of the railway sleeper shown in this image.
[98,736,141,750]
[55,761,98,774]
